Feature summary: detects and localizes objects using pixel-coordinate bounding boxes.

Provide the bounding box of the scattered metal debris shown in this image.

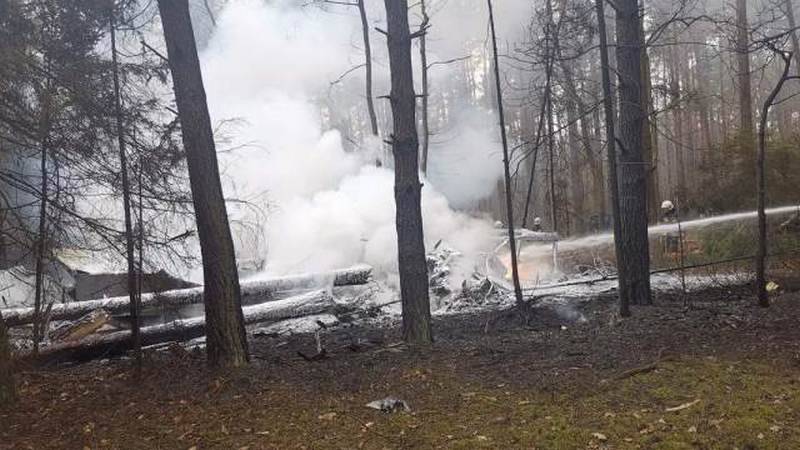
[366,397,411,413]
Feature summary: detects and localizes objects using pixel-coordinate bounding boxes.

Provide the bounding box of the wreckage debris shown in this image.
[366,397,411,413]
[24,289,338,363]
[49,309,112,342]
[2,265,373,326]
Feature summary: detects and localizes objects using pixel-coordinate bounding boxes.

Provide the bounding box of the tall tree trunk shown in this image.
[639,12,659,223]
[32,114,49,355]
[487,0,525,312]
[596,0,630,315]
[110,10,141,370]
[591,68,607,223]
[755,52,791,308]
[719,53,730,140]
[784,0,800,136]
[560,60,586,233]
[735,0,753,136]
[357,0,379,137]
[545,0,558,233]
[669,48,687,203]
[786,0,800,77]
[157,0,249,367]
[0,309,14,408]
[418,0,430,174]
[521,88,549,228]
[383,0,433,344]
[615,0,652,309]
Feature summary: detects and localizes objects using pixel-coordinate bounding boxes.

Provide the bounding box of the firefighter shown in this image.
[661,200,676,223]
[531,217,543,232]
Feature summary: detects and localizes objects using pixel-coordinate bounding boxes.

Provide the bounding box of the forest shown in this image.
[1,0,800,448]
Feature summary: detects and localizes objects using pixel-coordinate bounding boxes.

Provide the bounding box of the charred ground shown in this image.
[3,281,800,449]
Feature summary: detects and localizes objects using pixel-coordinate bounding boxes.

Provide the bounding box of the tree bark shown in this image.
[357,0,379,137]
[596,0,629,315]
[786,0,800,78]
[669,47,687,203]
[157,0,249,367]
[735,0,753,135]
[418,0,430,174]
[639,13,659,223]
[560,59,586,232]
[0,309,14,407]
[615,0,652,309]
[32,96,51,356]
[487,0,525,312]
[382,0,432,344]
[755,52,792,308]
[110,10,141,370]
[545,0,558,233]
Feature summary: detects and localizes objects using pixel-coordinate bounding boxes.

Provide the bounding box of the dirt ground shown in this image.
[3,281,800,449]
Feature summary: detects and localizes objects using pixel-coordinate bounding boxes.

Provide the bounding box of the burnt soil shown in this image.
[3,280,800,449]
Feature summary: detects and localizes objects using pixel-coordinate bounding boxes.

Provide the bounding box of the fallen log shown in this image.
[2,265,372,327]
[27,289,339,364]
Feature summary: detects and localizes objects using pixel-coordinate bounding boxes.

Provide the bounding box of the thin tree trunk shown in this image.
[669,48,687,203]
[358,0,379,137]
[521,92,549,228]
[32,120,48,355]
[487,0,525,312]
[786,0,800,77]
[596,0,628,314]
[755,52,792,308]
[784,0,800,134]
[545,0,558,233]
[383,0,432,344]
[560,59,586,232]
[736,0,753,135]
[615,0,652,310]
[157,0,249,367]
[418,0,430,174]
[110,10,141,370]
[0,309,14,407]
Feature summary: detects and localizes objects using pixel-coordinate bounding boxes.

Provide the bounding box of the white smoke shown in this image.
[198,0,527,286]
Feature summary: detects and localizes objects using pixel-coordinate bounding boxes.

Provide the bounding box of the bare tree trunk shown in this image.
[560,61,586,232]
[615,0,652,310]
[0,309,14,407]
[545,0,558,233]
[755,51,792,308]
[418,0,430,174]
[669,48,687,203]
[784,0,800,134]
[591,72,607,222]
[521,91,548,228]
[358,0,379,137]
[157,0,249,367]
[487,0,525,312]
[32,121,48,355]
[786,0,800,77]
[110,10,141,371]
[383,0,432,344]
[596,0,629,315]
[735,0,753,135]
[639,14,659,223]
[719,53,729,139]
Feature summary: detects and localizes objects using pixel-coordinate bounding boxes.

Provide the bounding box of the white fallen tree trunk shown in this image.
[26,289,339,363]
[3,265,372,327]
